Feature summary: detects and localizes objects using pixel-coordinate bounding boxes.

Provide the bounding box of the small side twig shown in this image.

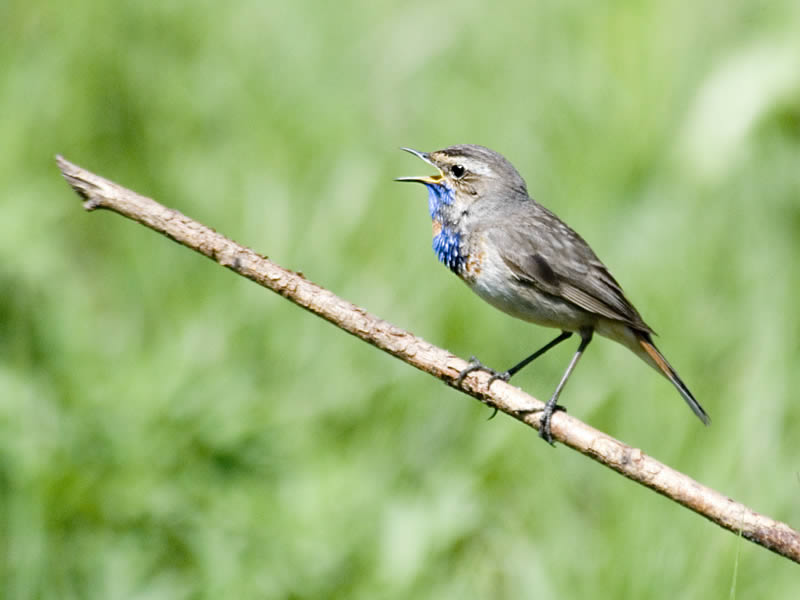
[56,155,800,565]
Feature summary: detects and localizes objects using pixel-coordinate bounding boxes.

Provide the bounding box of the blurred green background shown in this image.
[2,1,799,597]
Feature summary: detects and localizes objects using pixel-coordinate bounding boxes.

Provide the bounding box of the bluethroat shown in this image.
[397,144,709,444]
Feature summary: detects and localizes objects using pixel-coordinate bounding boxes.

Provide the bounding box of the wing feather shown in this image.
[488,203,653,333]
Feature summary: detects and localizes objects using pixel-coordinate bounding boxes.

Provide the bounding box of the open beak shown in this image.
[395,147,444,184]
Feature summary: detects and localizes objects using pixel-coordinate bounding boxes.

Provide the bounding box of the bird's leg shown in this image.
[538,329,593,445]
[455,331,573,387]
[502,331,573,380]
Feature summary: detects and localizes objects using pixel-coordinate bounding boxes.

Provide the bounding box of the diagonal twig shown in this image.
[55,155,800,565]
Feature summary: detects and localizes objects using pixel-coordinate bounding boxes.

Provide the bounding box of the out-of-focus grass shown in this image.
[2,1,799,597]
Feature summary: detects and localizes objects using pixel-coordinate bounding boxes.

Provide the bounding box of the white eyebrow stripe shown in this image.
[439,157,493,177]
[462,158,493,177]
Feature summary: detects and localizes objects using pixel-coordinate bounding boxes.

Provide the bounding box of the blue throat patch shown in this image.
[425,183,464,274]
[425,182,454,219]
[433,227,463,273]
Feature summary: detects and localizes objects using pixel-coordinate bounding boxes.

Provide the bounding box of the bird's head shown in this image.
[396,144,528,221]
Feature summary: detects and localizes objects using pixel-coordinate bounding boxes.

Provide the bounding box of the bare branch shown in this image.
[55,155,800,565]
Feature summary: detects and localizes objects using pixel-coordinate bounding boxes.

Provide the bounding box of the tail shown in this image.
[636,333,710,425]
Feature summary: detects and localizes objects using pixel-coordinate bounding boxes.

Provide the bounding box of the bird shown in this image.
[396,144,710,444]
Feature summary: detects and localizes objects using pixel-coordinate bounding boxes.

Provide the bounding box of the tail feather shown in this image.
[637,335,710,426]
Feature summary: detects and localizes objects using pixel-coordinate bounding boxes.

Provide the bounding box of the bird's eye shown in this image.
[450,164,466,179]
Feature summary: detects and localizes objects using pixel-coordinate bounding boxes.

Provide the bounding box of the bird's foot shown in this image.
[456,357,511,421]
[455,356,511,388]
[536,399,567,446]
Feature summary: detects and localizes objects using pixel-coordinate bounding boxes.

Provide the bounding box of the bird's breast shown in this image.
[461,232,595,331]
[432,220,465,274]
[430,220,486,281]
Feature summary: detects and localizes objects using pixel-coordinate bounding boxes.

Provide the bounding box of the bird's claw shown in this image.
[455,358,510,421]
[487,370,512,386]
[536,401,567,445]
[455,356,510,387]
